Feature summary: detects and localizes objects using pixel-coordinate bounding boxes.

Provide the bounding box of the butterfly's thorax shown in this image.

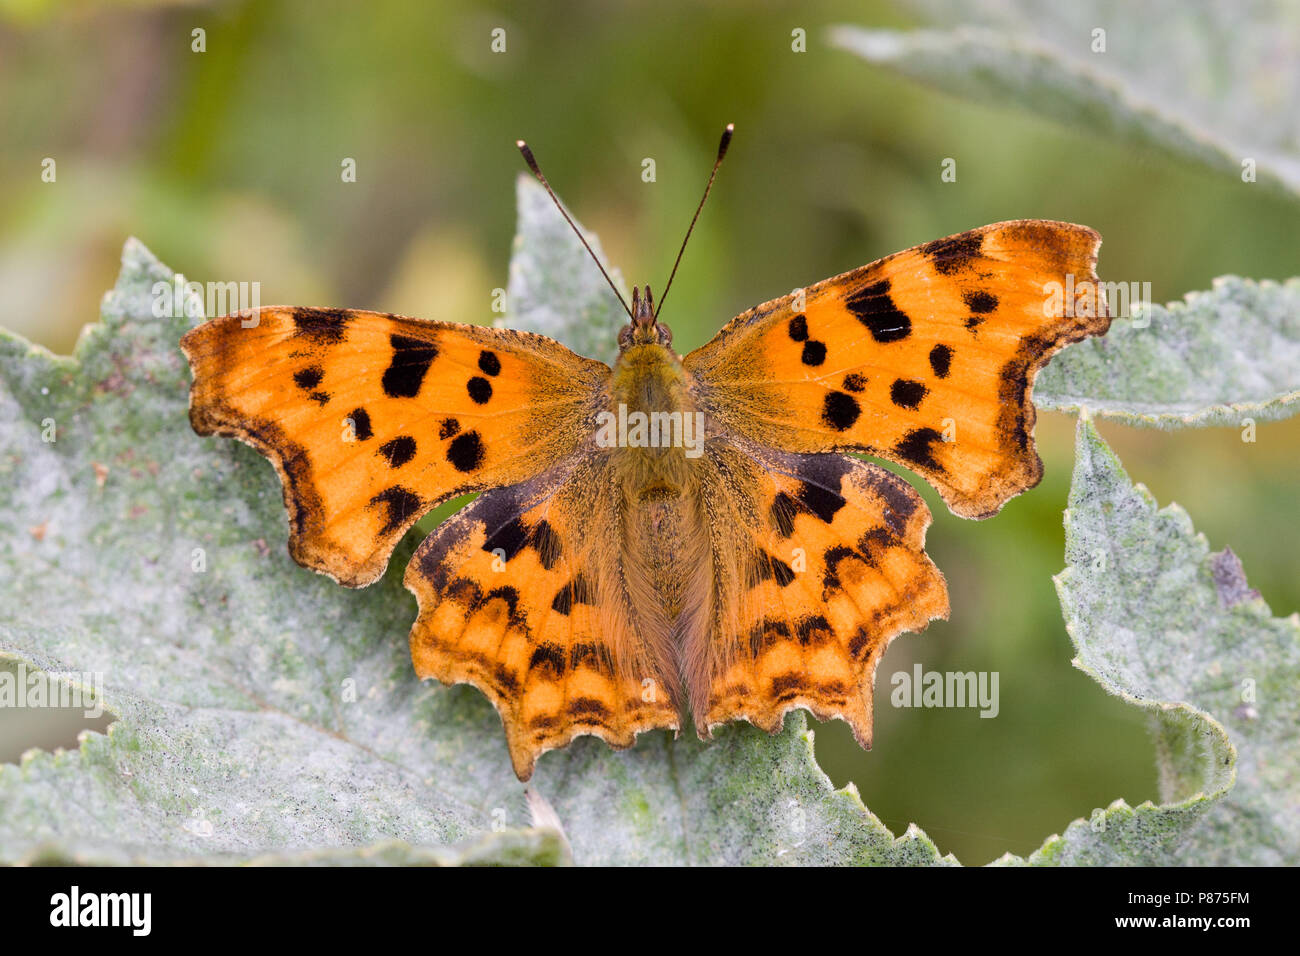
[608,342,701,500]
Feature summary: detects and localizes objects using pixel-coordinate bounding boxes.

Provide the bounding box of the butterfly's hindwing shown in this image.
[686,442,949,744]
[405,453,681,780]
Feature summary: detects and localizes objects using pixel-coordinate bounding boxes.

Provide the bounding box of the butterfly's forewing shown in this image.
[405,452,681,780]
[181,307,609,587]
[686,443,948,744]
[682,220,1108,742]
[684,221,1110,519]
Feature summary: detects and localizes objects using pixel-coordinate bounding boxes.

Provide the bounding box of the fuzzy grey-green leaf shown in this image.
[1035,276,1300,427]
[830,1,1300,198]
[1006,415,1297,865]
[505,175,628,365]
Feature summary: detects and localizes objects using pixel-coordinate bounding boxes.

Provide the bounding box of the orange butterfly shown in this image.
[180,126,1109,780]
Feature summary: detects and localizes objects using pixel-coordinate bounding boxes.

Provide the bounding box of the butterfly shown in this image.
[180,126,1110,781]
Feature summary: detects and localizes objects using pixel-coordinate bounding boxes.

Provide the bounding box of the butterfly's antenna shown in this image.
[654,123,733,320]
[516,139,634,322]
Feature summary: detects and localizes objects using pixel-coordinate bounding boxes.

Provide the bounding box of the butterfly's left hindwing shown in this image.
[181,307,609,587]
[405,452,681,780]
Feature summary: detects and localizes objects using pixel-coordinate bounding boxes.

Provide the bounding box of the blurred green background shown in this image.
[2,0,1296,864]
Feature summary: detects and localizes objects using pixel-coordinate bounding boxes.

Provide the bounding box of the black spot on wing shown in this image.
[787,315,809,341]
[292,308,349,344]
[530,519,563,570]
[467,376,493,404]
[821,391,861,431]
[293,365,324,391]
[748,618,791,656]
[478,511,562,572]
[370,486,422,535]
[770,492,797,537]
[570,642,615,675]
[768,452,851,536]
[478,350,501,376]
[378,436,416,468]
[770,673,806,700]
[446,430,485,472]
[444,577,482,609]
[890,378,928,409]
[438,417,460,439]
[551,574,594,615]
[754,552,796,587]
[794,615,832,645]
[568,697,610,720]
[481,585,522,619]
[894,427,945,472]
[843,373,867,392]
[844,280,911,343]
[347,408,373,440]
[801,340,827,366]
[493,665,519,695]
[858,527,898,565]
[529,643,566,678]
[964,290,998,314]
[848,626,873,661]
[382,334,438,398]
[798,479,845,523]
[922,233,983,275]
[822,545,859,590]
[483,517,528,561]
[929,344,952,378]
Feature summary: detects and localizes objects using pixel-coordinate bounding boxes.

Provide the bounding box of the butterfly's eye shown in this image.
[618,325,635,349]
[656,322,673,347]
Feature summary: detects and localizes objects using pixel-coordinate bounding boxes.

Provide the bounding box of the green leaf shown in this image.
[830,4,1300,199]
[0,237,946,866]
[1003,415,1296,865]
[1035,276,1300,427]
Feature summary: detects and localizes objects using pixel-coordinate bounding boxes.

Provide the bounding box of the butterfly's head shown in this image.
[619,285,672,350]
[518,126,733,357]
